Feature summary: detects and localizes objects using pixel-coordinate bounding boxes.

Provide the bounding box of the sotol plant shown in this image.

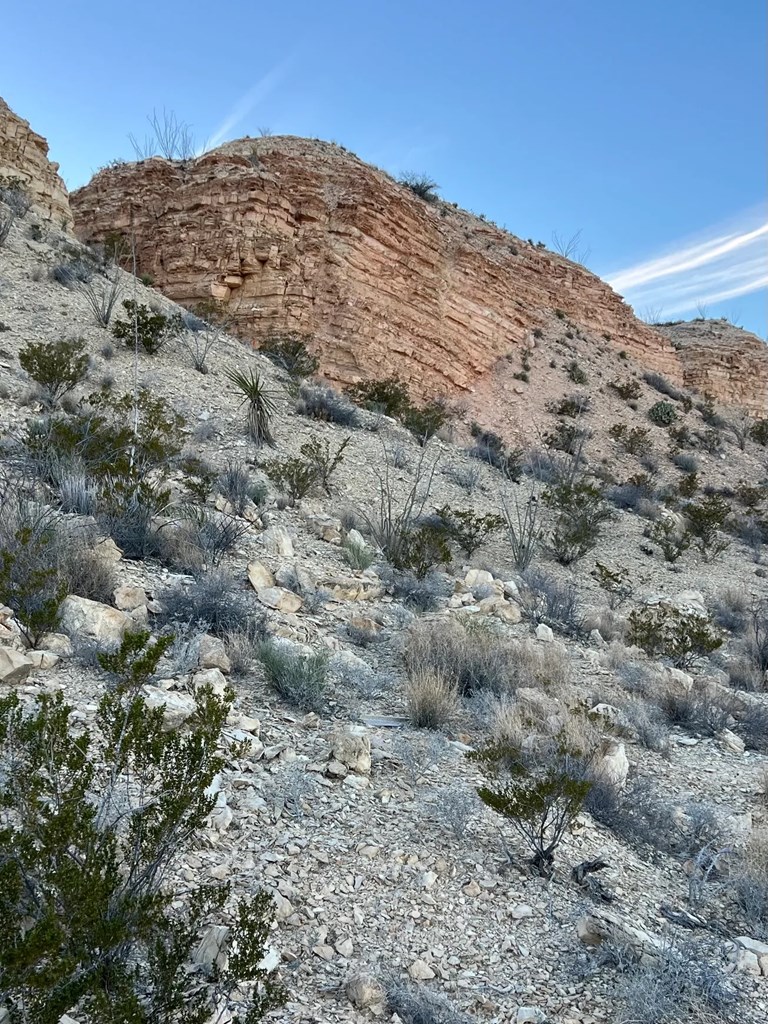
[226,368,277,446]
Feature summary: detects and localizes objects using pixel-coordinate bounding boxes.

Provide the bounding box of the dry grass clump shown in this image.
[404,669,458,729]
[582,606,628,643]
[404,617,572,699]
[733,830,768,939]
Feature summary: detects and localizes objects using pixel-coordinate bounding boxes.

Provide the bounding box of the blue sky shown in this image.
[3,0,766,335]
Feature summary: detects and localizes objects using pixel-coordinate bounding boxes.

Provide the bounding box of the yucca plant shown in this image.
[226,367,277,446]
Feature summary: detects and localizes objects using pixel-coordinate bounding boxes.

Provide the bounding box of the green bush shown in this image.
[685,494,731,561]
[0,631,284,1023]
[551,393,590,418]
[567,360,588,385]
[402,399,450,444]
[19,337,89,407]
[648,517,691,563]
[436,505,504,557]
[299,436,350,494]
[648,401,678,426]
[0,518,67,647]
[468,739,591,876]
[678,471,699,498]
[608,423,653,455]
[627,605,723,668]
[112,300,183,354]
[399,172,440,203]
[468,426,523,480]
[261,437,347,502]
[610,378,642,401]
[544,478,613,564]
[259,333,318,379]
[346,376,411,418]
[750,418,768,446]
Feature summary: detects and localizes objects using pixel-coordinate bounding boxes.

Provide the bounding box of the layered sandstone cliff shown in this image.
[0,98,71,225]
[70,136,767,413]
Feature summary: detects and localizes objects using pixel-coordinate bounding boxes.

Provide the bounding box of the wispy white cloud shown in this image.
[201,61,292,153]
[605,208,768,318]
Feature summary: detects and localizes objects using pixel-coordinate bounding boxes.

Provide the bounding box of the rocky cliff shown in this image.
[70,135,767,414]
[0,98,71,225]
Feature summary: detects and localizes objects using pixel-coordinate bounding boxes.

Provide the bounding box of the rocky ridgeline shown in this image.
[0,98,71,226]
[68,135,767,416]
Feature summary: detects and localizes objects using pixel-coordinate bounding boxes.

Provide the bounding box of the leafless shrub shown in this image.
[520,567,584,637]
[391,732,448,786]
[712,588,750,634]
[500,484,542,571]
[129,108,196,161]
[384,977,474,1024]
[77,271,124,327]
[733,830,768,938]
[428,784,482,840]
[443,462,482,495]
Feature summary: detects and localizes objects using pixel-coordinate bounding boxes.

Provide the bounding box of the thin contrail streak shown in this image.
[202,62,291,153]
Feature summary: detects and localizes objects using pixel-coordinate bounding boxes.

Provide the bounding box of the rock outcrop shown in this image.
[0,97,71,225]
[70,136,767,414]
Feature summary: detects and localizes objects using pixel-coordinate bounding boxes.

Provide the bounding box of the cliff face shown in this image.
[0,98,71,225]
[70,136,767,413]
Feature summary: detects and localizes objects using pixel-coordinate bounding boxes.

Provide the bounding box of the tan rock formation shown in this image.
[70,136,766,414]
[0,97,71,225]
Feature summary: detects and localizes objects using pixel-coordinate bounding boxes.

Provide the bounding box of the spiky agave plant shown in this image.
[226,367,277,446]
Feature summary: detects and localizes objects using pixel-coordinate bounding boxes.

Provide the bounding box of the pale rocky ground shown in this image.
[1,207,768,1024]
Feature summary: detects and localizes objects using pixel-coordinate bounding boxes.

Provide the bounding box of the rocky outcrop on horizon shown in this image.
[0,97,71,226]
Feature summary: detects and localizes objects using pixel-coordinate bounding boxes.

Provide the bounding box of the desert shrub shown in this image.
[224,614,267,677]
[179,507,252,567]
[158,571,266,639]
[750,418,768,446]
[435,505,504,557]
[443,462,482,495]
[543,420,591,455]
[734,482,767,511]
[656,683,733,736]
[617,697,670,752]
[385,979,473,1024]
[676,471,698,498]
[697,395,728,429]
[385,567,450,611]
[469,739,591,875]
[262,436,348,502]
[295,382,360,426]
[57,469,99,515]
[468,427,523,480]
[403,398,450,444]
[643,372,685,401]
[399,172,440,202]
[671,451,698,473]
[733,831,768,938]
[99,487,170,560]
[684,494,730,560]
[0,641,284,1024]
[500,485,542,570]
[648,517,691,562]
[608,936,743,1024]
[59,538,117,605]
[698,427,724,454]
[405,617,515,697]
[610,377,642,401]
[668,423,693,450]
[405,669,459,728]
[736,702,768,752]
[520,568,584,636]
[608,423,653,455]
[19,337,89,408]
[217,460,264,514]
[112,299,183,354]
[346,375,411,418]
[259,333,319,378]
[0,518,66,647]
[544,477,614,565]
[627,605,722,668]
[428,784,481,840]
[178,322,221,373]
[258,641,328,710]
[226,368,277,446]
[567,360,588,384]
[51,260,93,287]
[648,400,678,426]
[744,598,768,674]
[551,392,591,417]
[711,589,750,634]
[592,562,633,609]
[341,536,374,570]
[607,474,658,515]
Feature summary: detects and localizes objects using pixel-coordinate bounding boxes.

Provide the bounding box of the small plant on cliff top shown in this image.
[19,337,89,408]
[0,630,284,1023]
[399,172,440,203]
